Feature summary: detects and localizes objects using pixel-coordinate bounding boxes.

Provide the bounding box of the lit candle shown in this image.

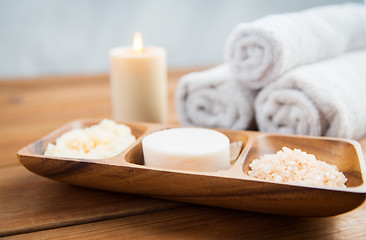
[109,32,167,123]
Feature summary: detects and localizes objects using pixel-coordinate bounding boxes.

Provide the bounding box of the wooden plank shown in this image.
[2,69,366,239]
[0,165,183,237]
[0,76,111,167]
[5,204,366,240]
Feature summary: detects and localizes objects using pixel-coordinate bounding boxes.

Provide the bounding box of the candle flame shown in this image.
[133,32,143,52]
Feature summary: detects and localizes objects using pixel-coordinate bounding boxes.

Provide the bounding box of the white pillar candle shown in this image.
[110,32,167,123]
[142,128,231,172]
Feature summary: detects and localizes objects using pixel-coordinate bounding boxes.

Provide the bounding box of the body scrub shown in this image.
[142,128,230,172]
[248,147,347,188]
[44,119,136,159]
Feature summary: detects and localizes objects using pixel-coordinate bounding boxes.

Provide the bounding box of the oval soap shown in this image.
[142,128,230,172]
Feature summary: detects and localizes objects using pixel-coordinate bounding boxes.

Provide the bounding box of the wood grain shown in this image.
[0,165,183,237]
[5,205,366,240]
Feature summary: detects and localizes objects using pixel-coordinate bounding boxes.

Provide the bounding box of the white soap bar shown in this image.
[142,128,230,172]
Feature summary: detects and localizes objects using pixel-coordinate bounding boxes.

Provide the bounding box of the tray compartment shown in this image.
[242,134,364,187]
[25,119,149,157]
[124,127,249,170]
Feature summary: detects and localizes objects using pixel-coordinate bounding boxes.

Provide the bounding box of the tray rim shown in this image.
[17,118,366,194]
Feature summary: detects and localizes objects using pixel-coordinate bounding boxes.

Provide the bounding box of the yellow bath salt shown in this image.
[248,147,347,188]
[44,119,136,159]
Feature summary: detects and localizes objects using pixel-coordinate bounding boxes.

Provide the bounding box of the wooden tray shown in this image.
[17,119,366,217]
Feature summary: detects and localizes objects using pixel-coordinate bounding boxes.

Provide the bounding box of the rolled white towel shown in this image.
[255,50,366,139]
[225,3,366,89]
[175,65,256,130]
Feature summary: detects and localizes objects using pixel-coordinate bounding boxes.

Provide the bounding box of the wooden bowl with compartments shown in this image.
[17,119,366,217]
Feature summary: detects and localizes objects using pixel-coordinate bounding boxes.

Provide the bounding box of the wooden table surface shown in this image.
[1,70,366,239]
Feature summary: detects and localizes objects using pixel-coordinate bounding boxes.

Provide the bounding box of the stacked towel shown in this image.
[175,65,256,130]
[225,4,366,89]
[176,3,366,137]
[255,50,366,139]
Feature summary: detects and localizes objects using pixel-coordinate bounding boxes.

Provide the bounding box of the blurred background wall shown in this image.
[0,0,362,79]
